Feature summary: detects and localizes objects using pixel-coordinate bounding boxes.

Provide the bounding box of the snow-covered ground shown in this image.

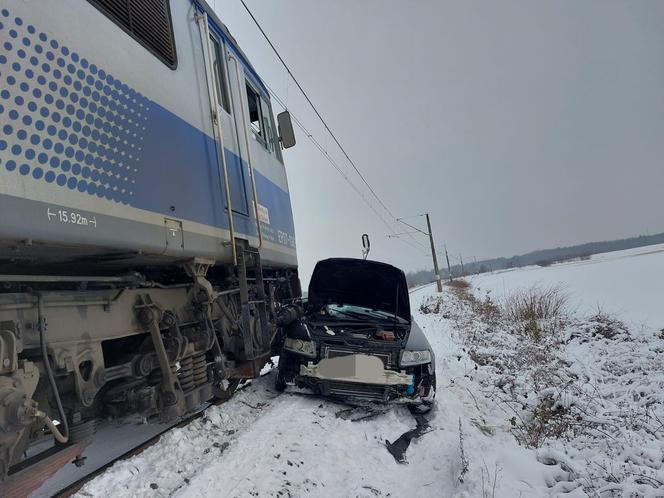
[468,243,664,331]
[74,246,664,497]
[74,288,548,497]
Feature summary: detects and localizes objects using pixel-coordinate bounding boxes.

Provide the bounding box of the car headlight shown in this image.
[283,338,317,358]
[400,350,432,366]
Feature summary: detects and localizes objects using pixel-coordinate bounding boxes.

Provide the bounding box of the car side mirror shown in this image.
[362,233,370,260]
[277,111,296,149]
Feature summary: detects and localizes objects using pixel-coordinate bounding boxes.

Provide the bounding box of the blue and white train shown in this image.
[0,0,300,491]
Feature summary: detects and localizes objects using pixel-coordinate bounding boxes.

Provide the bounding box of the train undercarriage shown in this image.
[0,244,301,496]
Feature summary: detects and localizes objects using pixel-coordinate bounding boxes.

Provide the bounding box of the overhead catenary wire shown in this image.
[237,0,430,255]
[265,85,390,228]
[264,81,430,257]
[238,0,396,220]
[396,213,427,221]
[396,218,430,237]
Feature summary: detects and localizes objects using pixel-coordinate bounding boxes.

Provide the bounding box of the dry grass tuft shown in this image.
[503,286,569,341]
[584,310,629,340]
[446,279,501,324]
[503,286,568,322]
[447,278,471,290]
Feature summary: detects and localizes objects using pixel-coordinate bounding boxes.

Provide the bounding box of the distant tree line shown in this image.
[405,232,664,287]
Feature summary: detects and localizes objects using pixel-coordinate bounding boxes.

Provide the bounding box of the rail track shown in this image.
[52,408,214,497]
[38,377,254,498]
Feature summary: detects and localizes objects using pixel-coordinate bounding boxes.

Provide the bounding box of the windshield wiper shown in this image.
[313,308,374,323]
[357,309,408,324]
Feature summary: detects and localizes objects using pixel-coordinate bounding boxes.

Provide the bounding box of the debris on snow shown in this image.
[384,415,431,464]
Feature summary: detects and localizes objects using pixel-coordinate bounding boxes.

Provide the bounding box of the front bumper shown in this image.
[300,354,412,385]
[295,353,432,404]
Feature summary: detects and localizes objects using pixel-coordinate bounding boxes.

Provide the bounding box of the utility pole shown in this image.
[425,213,443,292]
[393,213,446,290]
[459,254,465,276]
[444,245,453,282]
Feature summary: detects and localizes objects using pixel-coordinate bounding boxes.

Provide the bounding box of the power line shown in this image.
[396,218,429,237]
[392,236,430,255]
[238,0,397,220]
[396,213,427,221]
[386,231,423,237]
[265,84,397,231]
[392,218,434,252]
[238,0,430,256]
[266,83,429,257]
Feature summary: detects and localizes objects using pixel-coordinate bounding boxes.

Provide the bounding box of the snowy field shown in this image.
[467,243,664,331]
[72,246,664,497]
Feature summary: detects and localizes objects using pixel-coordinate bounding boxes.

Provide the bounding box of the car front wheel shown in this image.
[410,399,434,414]
[275,351,294,392]
[410,374,436,414]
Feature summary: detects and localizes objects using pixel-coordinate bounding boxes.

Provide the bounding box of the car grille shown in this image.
[324,346,393,369]
[327,381,387,401]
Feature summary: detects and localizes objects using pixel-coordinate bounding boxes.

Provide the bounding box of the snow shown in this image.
[74,247,664,497]
[32,417,174,497]
[468,243,664,330]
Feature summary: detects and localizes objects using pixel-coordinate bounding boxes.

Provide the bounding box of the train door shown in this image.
[208,33,250,217]
[226,52,266,248]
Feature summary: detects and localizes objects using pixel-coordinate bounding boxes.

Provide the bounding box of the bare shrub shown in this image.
[504,286,568,321]
[458,418,469,483]
[446,279,501,323]
[446,278,475,305]
[481,462,501,498]
[584,310,629,341]
[447,278,471,290]
[419,296,443,315]
[503,286,568,340]
[471,293,501,324]
[514,394,574,448]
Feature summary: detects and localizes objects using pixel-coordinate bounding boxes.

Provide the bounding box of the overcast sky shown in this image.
[212,0,664,285]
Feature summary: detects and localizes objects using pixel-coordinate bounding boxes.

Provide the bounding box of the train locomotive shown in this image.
[0,0,300,492]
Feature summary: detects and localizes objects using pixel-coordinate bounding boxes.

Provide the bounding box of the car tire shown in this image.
[410,400,433,414]
[410,374,436,414]
[275,352,291,392]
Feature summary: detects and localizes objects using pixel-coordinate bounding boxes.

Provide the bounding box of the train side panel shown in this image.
[0,0,297,271]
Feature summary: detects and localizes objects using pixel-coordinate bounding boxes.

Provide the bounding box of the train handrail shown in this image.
[196,12,238,265]
[229,53,263,250]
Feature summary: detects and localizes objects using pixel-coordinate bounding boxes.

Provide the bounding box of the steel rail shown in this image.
[49,372,269,497]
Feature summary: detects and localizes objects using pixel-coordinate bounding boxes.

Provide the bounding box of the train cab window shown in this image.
[88,0,177,68]
[210,36,230,113]
[246,82,266,146]
[246,82,281,157]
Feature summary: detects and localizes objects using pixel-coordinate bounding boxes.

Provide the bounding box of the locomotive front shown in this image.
[0,0,299,493]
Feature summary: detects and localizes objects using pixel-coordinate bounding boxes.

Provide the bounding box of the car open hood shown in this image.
[308,258,411,323]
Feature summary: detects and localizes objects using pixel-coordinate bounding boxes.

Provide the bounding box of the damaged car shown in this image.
[276,258,436,413]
